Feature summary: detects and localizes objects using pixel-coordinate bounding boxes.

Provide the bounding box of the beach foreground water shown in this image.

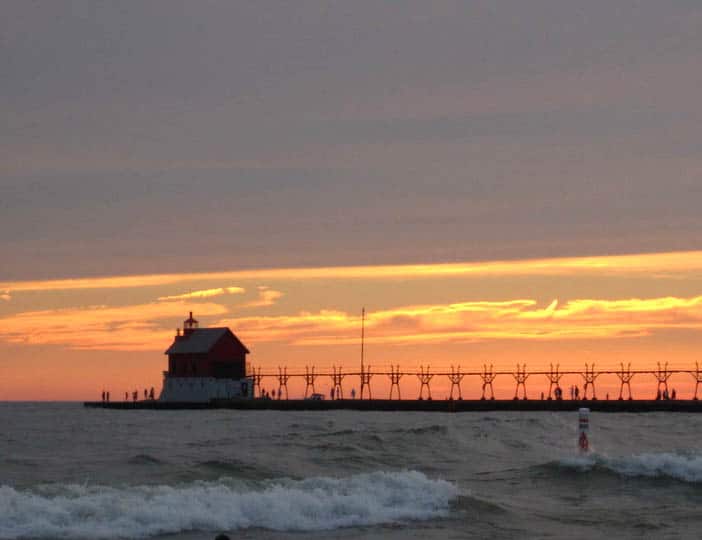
[2,403,701,539]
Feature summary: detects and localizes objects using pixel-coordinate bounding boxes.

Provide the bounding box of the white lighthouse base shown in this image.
[159,376,253,402]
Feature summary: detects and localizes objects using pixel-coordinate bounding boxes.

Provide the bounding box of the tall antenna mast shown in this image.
[361,307,365,373]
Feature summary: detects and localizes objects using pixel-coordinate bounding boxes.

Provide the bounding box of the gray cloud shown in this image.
[2,1,702,279]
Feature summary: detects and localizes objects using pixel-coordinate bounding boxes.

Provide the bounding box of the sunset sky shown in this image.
[2,2,702,400]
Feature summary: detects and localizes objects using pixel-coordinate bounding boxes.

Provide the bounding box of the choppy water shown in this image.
[1,403,702,539]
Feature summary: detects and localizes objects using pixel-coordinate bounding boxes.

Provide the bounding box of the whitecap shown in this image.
[557,452,702,483]
[0,470,458,539]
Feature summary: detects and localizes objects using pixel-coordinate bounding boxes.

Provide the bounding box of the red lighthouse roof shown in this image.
[164,327,249,355]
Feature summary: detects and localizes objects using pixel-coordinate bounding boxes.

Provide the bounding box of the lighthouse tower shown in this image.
[160,312,252,402]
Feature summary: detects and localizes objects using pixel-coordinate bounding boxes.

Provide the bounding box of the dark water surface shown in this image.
[1,403,701,539]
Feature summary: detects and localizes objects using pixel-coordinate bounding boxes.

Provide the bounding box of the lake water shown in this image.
[2,403,702,539]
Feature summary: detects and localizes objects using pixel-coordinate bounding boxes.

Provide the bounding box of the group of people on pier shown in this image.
[100,388,156,402]
[656,388,676,400]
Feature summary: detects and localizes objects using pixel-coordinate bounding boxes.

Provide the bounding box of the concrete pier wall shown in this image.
[84,398,702,412]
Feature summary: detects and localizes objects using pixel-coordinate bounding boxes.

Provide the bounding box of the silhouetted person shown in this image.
[144,389,148,399]
[101,391,105,402]
[125,391,128,401]
[149,387,155,400]
[132,390,138,402]
[672,388,677,400]
[330,388,335,400]
[106,391,110,402]
[656,389,661,400]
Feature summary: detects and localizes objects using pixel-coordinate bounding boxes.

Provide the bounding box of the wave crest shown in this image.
[0,471,458,539]
[556,452,702,483]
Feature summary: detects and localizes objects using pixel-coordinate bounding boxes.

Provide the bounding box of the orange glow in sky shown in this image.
[2,250,702,400]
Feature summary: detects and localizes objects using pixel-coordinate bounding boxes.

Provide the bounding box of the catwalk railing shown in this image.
[249,362,702,401]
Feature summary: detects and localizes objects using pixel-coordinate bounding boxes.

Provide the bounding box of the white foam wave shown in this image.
[0,471,458,539]
[559,452,702,482]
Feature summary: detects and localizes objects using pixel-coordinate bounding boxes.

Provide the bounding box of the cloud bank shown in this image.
[2,294,702,352]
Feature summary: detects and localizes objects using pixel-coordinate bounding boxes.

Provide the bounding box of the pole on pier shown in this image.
[690,362,702,400]
[358,308,373,399]
[331,366,345,399]
[303,366,317,398]
[616,362,635,400]
[513,364,529,400]
[388,365,402,400]
[545,363,563,400]
[653,362,671,399]
[277,367,290,400]
[448,366,464,400]
[480,364,496,400]
[417,366,434,400]
[581,363,599,400]
[360,307,365,374]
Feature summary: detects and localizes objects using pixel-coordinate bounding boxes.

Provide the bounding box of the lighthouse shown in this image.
[159,312,253,402]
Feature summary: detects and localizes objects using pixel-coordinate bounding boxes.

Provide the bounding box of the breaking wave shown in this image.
[555,452,702,483]
[0,470,458,539]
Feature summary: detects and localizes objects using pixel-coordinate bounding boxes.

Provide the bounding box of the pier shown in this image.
[85,361,702,412]
[84,398,702,412]
[243,361,700,402]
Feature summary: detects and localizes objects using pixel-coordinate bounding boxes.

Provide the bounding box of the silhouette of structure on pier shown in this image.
[251,367,263,398]
[277,367,290,400]
[545,364,562,400]
[513,364,529,400]
[360,365,373,399]
[480,364,496,400]
[303,366,317,398]
[581,363,599,400]
[388,365,402,400]
[690,362,702,401]
[653,362,671,399]
[331,366,345,399]
[616,363,635,400]
[448,366,465,400]
[417,366,434,400]
[235,363,702,401]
